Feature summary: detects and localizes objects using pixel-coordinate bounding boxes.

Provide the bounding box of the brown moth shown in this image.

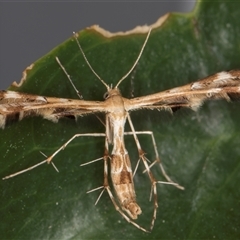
[1,29,240,232]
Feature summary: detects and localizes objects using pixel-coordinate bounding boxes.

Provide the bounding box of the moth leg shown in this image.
[125,113,160,230]
[44,133,105,164]
[124,131,184,190]
[126,113,186,230]
[141,130,184,189]
[2,133,106,179]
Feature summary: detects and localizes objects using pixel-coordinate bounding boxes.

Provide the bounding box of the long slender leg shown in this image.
[45,133,105,163]
[124,131,184,190]
[2,133,106,179]
[126,113,183,230]
[126,113,160,230]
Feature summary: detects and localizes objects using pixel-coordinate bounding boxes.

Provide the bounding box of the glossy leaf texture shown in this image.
[1,0,240,239]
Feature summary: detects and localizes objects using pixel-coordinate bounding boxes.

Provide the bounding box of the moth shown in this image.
[1,28,240,232]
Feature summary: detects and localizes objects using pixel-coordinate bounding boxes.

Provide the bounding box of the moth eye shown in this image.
[103,92,110,99]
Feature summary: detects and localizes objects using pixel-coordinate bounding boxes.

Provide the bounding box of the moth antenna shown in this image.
[56,56,83,99]
[73,32,109,90]
[115,28,152,88]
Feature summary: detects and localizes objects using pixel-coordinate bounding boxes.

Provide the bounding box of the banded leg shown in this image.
[2,133,106,179]
[126,113,183,230]
[124,131,184,190]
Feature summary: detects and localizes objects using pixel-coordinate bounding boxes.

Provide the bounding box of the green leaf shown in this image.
[1,0,240,239]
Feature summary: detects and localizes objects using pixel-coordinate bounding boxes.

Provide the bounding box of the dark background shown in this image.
[0,1,195,89]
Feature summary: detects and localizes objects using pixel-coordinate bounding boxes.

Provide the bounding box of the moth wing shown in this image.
[0,90,107,128]
[126,70,240,112]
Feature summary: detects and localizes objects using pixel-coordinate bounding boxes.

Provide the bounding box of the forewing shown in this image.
[126,70,240,112]
[0,90,107,128]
